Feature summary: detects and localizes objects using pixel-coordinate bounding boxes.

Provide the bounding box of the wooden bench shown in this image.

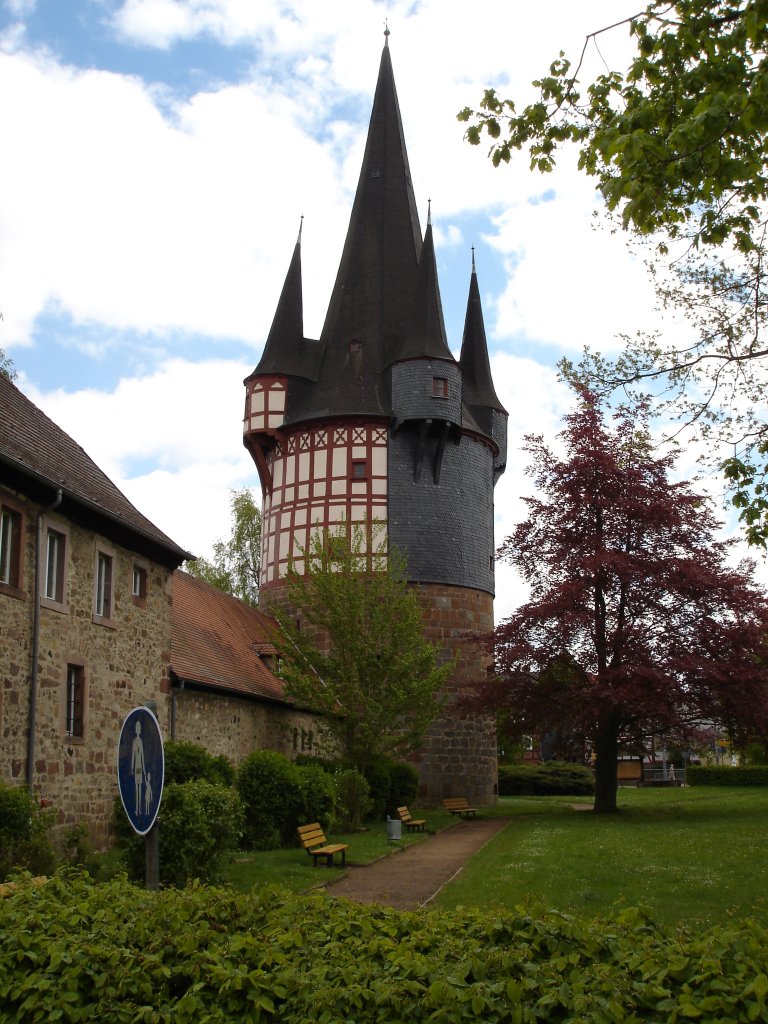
[443,797,477,819]
[296,823,349,868]
[397,806,426,832]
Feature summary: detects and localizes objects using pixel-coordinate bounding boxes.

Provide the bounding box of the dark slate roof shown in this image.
[246,234,321,382]
[459,262,507,415]
[170,570,290,704]
[0,375,190,567]
[284,42,428,423]
[398,219,454,364]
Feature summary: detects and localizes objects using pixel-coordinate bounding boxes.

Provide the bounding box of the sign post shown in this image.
[117,706,164,889]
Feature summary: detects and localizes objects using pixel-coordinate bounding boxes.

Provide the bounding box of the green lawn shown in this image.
[223,810,454,894]
[434,787,768,926]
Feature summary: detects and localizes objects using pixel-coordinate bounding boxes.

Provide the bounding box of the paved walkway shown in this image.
[324,817,511,911]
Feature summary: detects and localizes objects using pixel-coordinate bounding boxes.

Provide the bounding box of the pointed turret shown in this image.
[246,224,318,382]
[399,211,454,363]
[286,41,425,423]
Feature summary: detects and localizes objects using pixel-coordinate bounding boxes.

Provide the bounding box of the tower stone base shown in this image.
[412,583,498,806]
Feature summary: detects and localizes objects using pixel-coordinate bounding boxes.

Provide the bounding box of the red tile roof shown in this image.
[171,570,289,704]
[0,375,189,564]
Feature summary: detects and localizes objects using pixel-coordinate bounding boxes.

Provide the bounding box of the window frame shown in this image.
[41,521,69,611]
[0,498,24,597]
[131,563,148,607]
[64,662,86,740]
[93,544,116,626]
[432,377,449,399]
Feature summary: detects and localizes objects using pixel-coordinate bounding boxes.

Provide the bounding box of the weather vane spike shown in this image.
[384,19,390,43]
[472,245,476,272]
[427,198,432,225]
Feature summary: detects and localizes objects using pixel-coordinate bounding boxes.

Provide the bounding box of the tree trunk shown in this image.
[593,726,619,813]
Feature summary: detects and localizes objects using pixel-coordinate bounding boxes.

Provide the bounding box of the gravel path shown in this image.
[323,817,511,911]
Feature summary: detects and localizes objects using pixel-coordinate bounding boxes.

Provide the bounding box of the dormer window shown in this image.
[349,340,362,354]
[433,377,449,399]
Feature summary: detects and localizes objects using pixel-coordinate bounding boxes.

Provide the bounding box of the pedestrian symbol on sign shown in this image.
[117,706,164,836]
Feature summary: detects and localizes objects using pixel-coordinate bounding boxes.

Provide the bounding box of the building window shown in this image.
[45,528,66,603]
[350,459,368,480]
[132,565,147,602]
[432,377,449,398]
[65,664,85,738]
[94,549,113,620]
[0,504,22,590]
[348,340,362,354]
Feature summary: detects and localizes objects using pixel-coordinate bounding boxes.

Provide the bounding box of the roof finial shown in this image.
[384,19,390,44]
[298,215,304,245]
[471,245,476,272]
[427,198,432,226]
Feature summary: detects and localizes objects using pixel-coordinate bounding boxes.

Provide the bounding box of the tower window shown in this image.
[349,340,361,353]
[350,459,368,480]
[432,377,449,398]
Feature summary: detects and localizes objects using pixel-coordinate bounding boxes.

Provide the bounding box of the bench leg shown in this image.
[340,849,346,867]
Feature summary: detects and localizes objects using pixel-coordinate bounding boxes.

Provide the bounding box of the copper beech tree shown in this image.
[477,391,768,813]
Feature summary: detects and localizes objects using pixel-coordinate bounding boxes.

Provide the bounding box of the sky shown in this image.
[1,0,761,622]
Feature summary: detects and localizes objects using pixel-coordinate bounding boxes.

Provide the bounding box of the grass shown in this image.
[223,810,454,894]
[434,786,768,926]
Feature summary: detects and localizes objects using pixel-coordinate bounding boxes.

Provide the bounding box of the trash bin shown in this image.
[386,816,402,841]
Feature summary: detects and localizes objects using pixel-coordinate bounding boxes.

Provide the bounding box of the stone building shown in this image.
[243,38,508,804]
[1,377,323,842]
[170,569,325,761]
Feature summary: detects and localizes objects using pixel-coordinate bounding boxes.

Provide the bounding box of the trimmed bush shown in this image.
[688,764,768,786]
[163,740,235,787]
[498,761,595,796]
[361,756,392,819]
[237,750,304,849]
[297,764,336,831]
[334,768,371,831]
[0,781,56,882]
[115,780,243,886]
[388,760,419,812]
[3,875,768,1023]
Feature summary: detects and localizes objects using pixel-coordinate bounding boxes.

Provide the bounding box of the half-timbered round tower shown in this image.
[243,37,507,804]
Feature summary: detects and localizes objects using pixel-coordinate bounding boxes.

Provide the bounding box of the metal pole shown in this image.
[145,824,159,890]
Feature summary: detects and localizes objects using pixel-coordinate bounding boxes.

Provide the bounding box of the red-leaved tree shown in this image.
[483,391,768,813]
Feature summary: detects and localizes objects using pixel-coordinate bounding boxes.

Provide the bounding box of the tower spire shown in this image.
[459,252,507,425]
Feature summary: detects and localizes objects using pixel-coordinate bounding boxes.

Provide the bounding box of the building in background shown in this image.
[243,38,507,804]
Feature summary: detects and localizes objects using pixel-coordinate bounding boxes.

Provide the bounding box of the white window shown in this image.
[95,550,113,619]
[132,565,147,601]
[0,504,22,588]
[45,528,66,603]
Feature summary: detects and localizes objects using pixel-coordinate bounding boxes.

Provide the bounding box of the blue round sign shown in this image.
[117,706,164,836]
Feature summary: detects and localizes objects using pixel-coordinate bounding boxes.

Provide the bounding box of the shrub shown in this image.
[4,877,768,1023]
[163,740,235,787]
[297,764,336,831]
[388,760,419,812]
[361,756,392,820]
[334,768,371,831]
[498,761,594,796]
[237,750,304,849]
[0,781,56,882]
[688,764,768,786]
[115,780,243,886]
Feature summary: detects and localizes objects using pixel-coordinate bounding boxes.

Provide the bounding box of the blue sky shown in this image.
[3,0,751,619]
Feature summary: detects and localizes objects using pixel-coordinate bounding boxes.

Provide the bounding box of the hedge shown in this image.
[498,761,595,796]
[2,873,768,1022]
[687,765,768,786]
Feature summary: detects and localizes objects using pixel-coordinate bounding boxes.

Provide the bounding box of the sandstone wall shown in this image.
[0,486,173,846]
